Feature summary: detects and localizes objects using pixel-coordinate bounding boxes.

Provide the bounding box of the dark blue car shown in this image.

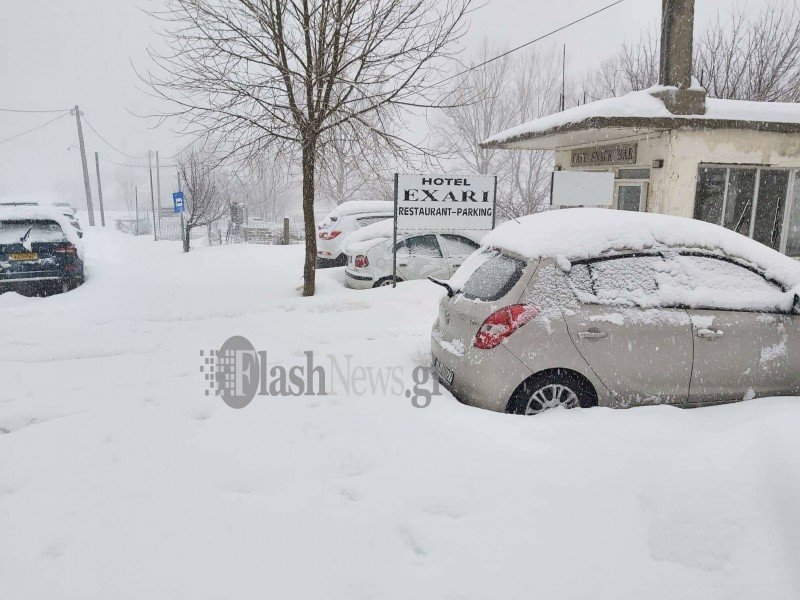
[0,217,84,295]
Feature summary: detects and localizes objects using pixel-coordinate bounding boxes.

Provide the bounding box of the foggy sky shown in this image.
[0,0,770,210]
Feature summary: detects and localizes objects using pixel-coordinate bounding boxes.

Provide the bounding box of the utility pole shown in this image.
[155,150,162,233]
[72,105,96,226]
[177,171,186,251]
[148,150,158,241]
[561,45,566,112]
[135,186,139,236]
[94,152,106,227]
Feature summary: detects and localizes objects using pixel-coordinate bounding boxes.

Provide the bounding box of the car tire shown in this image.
[373,276,402,288]
[506,369,597,416]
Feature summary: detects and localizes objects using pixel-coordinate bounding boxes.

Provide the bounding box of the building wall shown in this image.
[656,129,800,218]
[554,129,800,218]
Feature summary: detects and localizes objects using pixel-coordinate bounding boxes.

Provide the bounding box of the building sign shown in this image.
[551,171,614,207]
[395,174,497,231]
[571,143,638,167]
[172,191,185,213]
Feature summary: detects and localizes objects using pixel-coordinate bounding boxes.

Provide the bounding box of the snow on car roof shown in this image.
[482,85,800,147]
[344,217,487,254]
[482,208,800,287]
[327,200,394,218]
[0,205,84,250]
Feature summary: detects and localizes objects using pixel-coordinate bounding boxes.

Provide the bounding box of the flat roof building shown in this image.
[481,0,800,258]
[482,87,800,257]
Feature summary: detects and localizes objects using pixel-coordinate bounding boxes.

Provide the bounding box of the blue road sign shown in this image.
[173,191,185,213]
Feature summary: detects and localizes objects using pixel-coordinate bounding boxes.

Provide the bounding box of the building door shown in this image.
[615,182,647,211]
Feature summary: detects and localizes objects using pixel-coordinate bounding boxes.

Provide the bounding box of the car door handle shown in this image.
[577,330,607,340]
[697,328,725,339]
[397,262,408,267]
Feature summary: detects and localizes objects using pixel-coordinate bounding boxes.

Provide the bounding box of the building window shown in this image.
[694,165,797,256]
[786,172,800,257]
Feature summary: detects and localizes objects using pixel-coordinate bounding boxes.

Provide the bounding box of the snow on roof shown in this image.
[326,200,394,218]
[483,86,800,147]
[481,208,800,288]
[0,205,84,250]
[343,217,486,254]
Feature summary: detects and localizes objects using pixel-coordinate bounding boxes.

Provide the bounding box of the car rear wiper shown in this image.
[19,226,33,243]
[428,277,455,298]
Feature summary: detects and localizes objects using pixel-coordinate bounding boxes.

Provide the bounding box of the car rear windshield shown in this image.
[461,250,527,301]
[0,220,66,244]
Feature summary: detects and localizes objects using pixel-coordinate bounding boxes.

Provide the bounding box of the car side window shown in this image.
[567,255,664,308]
[439,234,479,257]
[400,235,443,258]
[657,254,787,312]
[356,216,389,227]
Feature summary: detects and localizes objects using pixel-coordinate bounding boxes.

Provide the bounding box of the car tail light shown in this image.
[355,255,369,268]
[319,230,341,240]
[474,304,539,350]
[54,244,78,255]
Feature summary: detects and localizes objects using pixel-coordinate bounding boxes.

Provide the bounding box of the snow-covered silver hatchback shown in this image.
[431,209,800,415]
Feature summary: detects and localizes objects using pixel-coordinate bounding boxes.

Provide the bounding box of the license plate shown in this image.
[9,252,37,261]
[433,357,454,385]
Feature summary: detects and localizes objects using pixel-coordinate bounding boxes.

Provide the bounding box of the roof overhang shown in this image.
[481,116,800,151]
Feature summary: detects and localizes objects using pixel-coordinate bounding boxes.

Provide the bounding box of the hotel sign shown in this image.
[571,143,638,167]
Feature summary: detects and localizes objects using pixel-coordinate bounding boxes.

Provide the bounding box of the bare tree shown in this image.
[145,0,471,295]
[584,28,660,101]
[696,2,800,102]
[432,41,515,177]
[500,47,564,218]
[231,155,295,223]
[584,3,800,103]
[316,135,380,207]
[434,43,564,218]
[177,148,229,252]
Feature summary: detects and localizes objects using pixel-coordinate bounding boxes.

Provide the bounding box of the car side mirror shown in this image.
[794,293,800,315]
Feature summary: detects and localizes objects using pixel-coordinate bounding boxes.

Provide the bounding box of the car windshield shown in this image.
[460,250,526,301]
[0,220,66,244]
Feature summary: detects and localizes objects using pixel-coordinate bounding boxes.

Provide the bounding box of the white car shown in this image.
[316,200,394,267]
[343,219,483,289]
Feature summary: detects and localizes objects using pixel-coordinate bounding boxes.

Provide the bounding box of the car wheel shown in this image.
[374,276,402,287]
[506,369,597,415]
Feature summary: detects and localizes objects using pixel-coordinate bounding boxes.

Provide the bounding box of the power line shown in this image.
[98,155,177,169]
[0,107,71,114]
[0,112,71,146]
[81,114,148,160]
[438,0,626,86]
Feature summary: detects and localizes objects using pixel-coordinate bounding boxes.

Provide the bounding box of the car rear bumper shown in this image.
[431,326,531,413]
[344,269,374,289]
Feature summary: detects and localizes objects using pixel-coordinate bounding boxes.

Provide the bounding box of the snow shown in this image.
[2,223,800,599]
[323,200,395,218]
[0,205,83,251]
[481,208,800,291]
[483,85,800,146]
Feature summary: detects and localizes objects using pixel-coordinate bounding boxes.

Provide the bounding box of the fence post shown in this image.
[283,217,290,245]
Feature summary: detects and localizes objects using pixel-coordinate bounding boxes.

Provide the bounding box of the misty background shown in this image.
[0,0,772,212]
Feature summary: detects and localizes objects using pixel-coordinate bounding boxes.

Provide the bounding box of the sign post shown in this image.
[173,190,186,246]
[391,174,497,288]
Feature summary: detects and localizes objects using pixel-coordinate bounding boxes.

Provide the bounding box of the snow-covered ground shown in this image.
[2,225,800,599]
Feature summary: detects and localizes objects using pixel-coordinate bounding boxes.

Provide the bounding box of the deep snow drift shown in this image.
[1,225,799,599]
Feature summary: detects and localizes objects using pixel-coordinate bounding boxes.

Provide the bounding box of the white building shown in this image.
[482,0,800,258]
[482,88,800,258]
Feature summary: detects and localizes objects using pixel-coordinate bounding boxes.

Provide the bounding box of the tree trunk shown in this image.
[183,225,191,253]
[301,140,317,297]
